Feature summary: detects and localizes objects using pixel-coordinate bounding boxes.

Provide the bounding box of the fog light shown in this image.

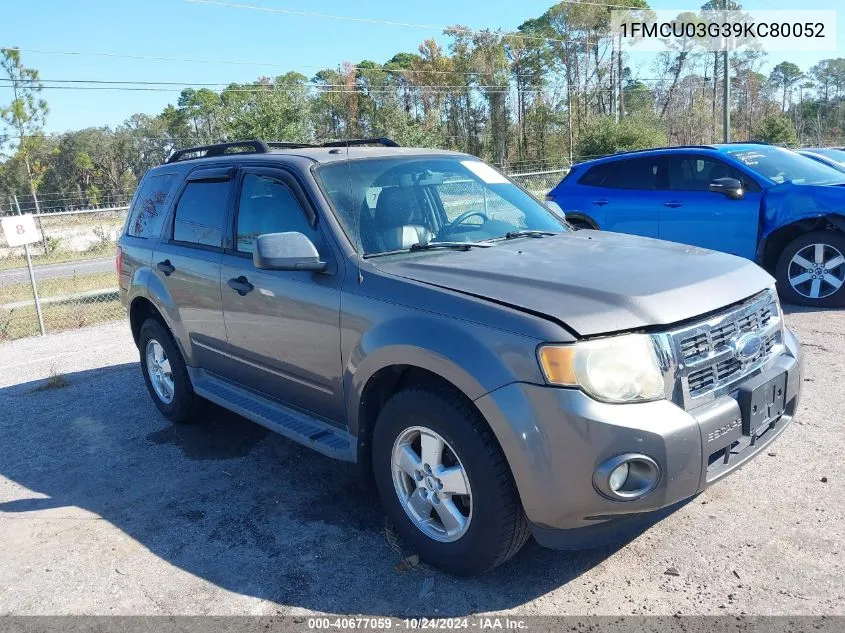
[593,454,660,501]
[608,463,630,492]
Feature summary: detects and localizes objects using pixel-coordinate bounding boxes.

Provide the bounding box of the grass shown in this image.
[0,297,124,342]
[34,367,71,391]
[1,271,118,304]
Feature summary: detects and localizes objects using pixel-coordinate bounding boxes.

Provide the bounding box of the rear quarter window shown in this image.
[126,173,177,238]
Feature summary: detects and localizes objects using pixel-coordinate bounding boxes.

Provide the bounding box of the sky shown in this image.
[0,0,842,134]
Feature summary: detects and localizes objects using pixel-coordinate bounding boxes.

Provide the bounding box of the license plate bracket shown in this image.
[737,372,787,436]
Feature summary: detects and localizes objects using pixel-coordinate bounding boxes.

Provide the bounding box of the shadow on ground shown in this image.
[0,364,679,616]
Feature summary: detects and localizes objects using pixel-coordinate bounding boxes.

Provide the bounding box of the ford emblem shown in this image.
[732,332,763,361]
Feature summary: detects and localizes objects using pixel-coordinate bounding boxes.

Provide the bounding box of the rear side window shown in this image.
[172,180,231,248]
[578,158,662,190]
[127,173,176,238]
[578,163,618,187]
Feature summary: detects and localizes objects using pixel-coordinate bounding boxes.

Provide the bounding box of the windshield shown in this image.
[804,148,845,166]
[725,146,845,186]
[315,156,566,256]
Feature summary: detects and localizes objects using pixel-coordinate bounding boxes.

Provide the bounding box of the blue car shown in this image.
[547,143,845,307]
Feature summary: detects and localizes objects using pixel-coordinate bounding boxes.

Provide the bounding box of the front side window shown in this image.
[172,180,230,248]
[127,173,176,238]
[726,146,845,186]
[668,156,752,192]
[315,157,566,256]
[235,174,318,253]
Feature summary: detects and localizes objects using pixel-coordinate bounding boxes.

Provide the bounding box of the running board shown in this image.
[188,369,356,462]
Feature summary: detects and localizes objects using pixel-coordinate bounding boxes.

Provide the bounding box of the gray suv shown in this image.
[118,139,803,576]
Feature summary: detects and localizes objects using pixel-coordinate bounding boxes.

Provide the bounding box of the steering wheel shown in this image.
[443,210,489,234]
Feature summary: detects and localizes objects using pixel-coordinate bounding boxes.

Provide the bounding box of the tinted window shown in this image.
[578,163,618,187]
[235,174,318,253]
[127,173,176,238]
[579,158,661,190]
[172,180,230,247]
[668,156,753,192]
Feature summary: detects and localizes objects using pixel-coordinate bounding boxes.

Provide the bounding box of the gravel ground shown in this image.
[0,310,842,616]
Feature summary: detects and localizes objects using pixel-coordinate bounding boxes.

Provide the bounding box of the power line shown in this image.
[184,0,602,46]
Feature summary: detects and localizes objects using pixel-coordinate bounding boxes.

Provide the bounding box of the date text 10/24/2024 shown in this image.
[307,617,528,630]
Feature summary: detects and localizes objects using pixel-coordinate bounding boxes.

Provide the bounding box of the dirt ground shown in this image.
[0,307,842,616]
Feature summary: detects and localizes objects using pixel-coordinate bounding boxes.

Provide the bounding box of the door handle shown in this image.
[227,275,254,296]
[156,260,175,276]
[664,201,684,208]
[593,199,609,206]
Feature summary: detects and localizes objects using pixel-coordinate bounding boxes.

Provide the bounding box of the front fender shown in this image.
[344,313,545,436]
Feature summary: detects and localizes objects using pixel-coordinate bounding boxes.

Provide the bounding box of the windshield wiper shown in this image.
[501,230,560,240]
[409,241,493,252]
[362,241,492,259]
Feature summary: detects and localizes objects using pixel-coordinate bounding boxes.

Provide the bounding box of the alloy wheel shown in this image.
[788,242,845,300]
[391,426,472,543]
[145,339,175,404]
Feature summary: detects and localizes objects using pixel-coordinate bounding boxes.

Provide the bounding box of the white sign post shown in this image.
[2,197,46,335]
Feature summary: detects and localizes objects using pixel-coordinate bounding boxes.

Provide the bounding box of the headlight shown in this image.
[538,334,665,403]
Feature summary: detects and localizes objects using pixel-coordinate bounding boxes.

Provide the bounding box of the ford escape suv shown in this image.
[118,139,802,576]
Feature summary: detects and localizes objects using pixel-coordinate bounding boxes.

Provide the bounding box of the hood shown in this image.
[375,231,774,336]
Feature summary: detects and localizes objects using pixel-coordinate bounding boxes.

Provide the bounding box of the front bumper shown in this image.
[474,327,802,548]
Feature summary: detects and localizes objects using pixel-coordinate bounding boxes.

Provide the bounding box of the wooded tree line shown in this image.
[2,0,845,213]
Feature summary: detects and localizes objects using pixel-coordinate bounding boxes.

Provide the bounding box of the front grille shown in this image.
[665,290,783,406]
[678,302,774,363]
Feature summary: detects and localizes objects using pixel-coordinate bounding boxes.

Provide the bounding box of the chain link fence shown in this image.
[0,207,127,342]
[0,167,569,343]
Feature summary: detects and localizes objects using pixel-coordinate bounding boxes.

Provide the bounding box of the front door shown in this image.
[220,167,344,423]
[660,155,762,259]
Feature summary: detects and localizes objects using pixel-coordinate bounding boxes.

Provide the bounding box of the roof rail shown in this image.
[166,140,270,164]
[610,145,715,157]
[165,137,400,164]
[322,137,399,148]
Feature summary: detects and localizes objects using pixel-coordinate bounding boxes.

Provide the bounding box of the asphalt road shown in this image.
[0,256,114,287]
[0,310,842,616]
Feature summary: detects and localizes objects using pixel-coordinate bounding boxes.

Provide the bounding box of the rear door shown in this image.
[219,167,344,423]
[573,157,665,238]
[151,166,233,374]
[660,154,761,258]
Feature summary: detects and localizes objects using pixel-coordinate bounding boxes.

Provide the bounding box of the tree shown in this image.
[0,48,49,212]
[575,116,665,159]
[769,62,804,112]
[753,114,797,145]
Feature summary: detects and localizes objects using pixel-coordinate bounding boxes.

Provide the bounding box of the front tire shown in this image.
[372,387,529,576]
[138,318,204,423]
[775,231,845,307]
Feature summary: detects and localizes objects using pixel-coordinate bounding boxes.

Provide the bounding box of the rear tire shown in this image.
[138,318,204,424]
[775,231,845,307]
[372,387,530,576]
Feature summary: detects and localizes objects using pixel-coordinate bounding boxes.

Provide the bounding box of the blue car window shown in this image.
[579,157,661,190]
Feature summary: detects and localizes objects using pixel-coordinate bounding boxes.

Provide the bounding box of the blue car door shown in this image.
[570,156,665,238]
[659,154,761,259]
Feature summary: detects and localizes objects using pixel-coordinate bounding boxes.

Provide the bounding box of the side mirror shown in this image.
[253,232,327,272]
[709,177,744,200]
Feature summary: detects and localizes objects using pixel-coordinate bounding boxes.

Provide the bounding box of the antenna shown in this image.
[346,140,363,284]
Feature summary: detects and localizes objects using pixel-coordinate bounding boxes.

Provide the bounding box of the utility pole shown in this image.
[722,0,731,142]
[723,50,730,142]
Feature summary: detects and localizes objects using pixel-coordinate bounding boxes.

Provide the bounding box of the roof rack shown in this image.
[165,137,399,163]
[322,137,399,148]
